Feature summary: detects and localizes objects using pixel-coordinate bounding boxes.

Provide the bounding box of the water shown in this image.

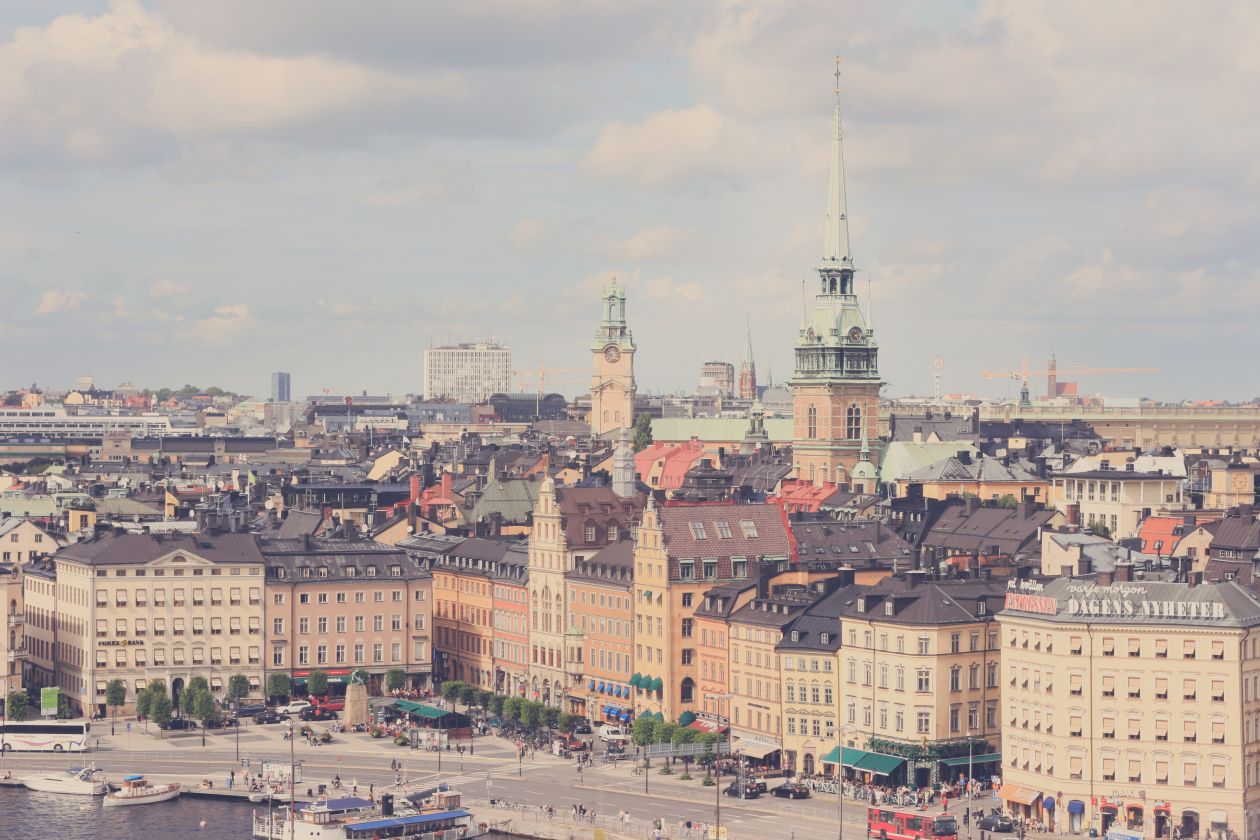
[0,787,262,840]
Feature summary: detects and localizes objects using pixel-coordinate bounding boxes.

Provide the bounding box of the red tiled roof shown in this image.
[658,501,792,563]
[1137,516,1181,554]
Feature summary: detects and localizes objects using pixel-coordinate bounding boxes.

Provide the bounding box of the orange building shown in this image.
[491,546,529,697]
[566,541,635,723]
[427,538,521,691]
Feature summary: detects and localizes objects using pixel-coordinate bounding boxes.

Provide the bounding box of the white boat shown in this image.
[104,774,180,806]
[252,787,487,840]
[23,765,107,796]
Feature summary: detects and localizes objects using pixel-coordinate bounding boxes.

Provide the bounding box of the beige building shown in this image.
[1053,470,1187,539]
[999,570,1260,840]
[21,559,56,692]
[0,518,63,565]
[52,531,267,716]
[837,573,1004,787]
[1,560,25,697]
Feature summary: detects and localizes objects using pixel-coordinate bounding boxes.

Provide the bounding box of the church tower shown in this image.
[791,61,882,485]
[590,273,637,436]
[738,317,758,399]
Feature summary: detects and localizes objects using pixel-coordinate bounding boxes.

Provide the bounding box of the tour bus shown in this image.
[0,721,94,752]
[868,808,959,840]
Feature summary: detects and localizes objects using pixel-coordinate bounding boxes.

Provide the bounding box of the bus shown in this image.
[0,721,94,752]
[868,808,959,840]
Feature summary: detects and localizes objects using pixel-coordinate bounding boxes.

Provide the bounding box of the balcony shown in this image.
[7,645,27,662]
[7,613,24,627]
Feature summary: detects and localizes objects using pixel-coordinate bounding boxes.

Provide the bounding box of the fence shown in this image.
[467,796,723,840]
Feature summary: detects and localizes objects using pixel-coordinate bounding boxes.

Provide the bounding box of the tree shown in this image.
[194,690,220,727]
[540,706,560,730]
[656,722,677,744]
[105,679,127,732]
[995,494,1019,509]
[385,669,407,692]
[557,712,577,732]
[307,669,329,698]
[188,676,209,694]
[502,697,523,723]
[5,690,28,721]
[632,413,653,452]
[136,688,153,721]
[488,695,507,718]
[55,693,72,719]
[227,675,250,705]
[150,695,173,730]
[441,681,465,705]
[145,678,167,699]
[267,672,292,702]
[475,689,493,710]
[520,701,542,730]
[181,685,200,718]
[632,716,655,747]
[458,684,479,710]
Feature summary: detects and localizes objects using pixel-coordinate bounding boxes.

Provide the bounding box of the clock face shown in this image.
[604,345,622,362]
[847,326,864,342]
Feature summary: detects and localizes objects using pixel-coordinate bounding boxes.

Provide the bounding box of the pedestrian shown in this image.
[228,770,234,790]
[368,783,375,802]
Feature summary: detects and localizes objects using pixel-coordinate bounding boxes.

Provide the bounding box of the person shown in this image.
[333,774,341,789]
[228,770,234,790]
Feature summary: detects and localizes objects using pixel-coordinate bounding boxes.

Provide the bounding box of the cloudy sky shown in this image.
[3,1,1258,402]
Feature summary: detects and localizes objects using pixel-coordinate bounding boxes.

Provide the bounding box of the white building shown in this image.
[422,341,512,403]
[0,407,173,438]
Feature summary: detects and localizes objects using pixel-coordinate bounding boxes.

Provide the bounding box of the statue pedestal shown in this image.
[345,683,369,728]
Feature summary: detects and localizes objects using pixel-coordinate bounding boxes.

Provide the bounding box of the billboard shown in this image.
[40,687,59,717]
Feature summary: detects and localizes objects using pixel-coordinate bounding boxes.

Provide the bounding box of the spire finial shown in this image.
[822,56,852,267]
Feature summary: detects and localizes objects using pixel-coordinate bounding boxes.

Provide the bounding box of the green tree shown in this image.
[632,413,654,452]
[656,722,678,744]
[441,680,465,705]
[146,678,167,698]
[5,690,28,721]
[458,684,479,710]
[181,686,200,718]
[267,672,292,702]
[632,716,655,747]
[488,695,507,718]
[188,676,209,694]
[194,690,220,726]
[557,712,577,732]
[307,669,329,698]
[502,697,523,723]
[136,688,153,720]
[105,678,127,731]
[540,706,560,730]
[385,669,406,692]
[151,695,173,730]
[227,675,250,705]
[520,701,542,730]
[475,689,493,710]
[56,693,72,719]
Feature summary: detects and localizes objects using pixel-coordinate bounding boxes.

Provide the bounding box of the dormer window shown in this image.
[739,520,758,538]
[820,632,830,645]
[976,599,987,616]
[317,567,328,578]
[301,567,312,578]
[791,631,801,642]
[390,565,402,577]
[689,522,708,540]
[344,566,357,577]
[884,600,895,616]
[715,521,733,539]
[365,565,377,577]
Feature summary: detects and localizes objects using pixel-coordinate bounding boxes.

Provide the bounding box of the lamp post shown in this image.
[839,723,858,840]
[966,732,974,840]
[705,692,733,840]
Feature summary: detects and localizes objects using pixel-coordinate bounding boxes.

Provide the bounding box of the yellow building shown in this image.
[999,569,1260,840]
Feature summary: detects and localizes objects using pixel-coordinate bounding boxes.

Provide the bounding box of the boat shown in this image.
[252,786,487,840]
[104,774,180,806]
[23,765,108,796]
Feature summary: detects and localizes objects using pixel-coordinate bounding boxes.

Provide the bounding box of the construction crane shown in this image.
[512,362,589,419]
[982,358,1159,383]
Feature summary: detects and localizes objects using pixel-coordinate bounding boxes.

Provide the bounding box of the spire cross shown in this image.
[834,55,842,96]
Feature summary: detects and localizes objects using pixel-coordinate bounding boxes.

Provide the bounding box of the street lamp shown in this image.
[705,692,734,840]
[839,724,859,840]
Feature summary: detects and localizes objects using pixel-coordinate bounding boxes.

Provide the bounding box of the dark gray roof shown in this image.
[58,531,265,566]
[1000,577,1260,627]
[259,537,427,580]
[776,583,866,653]
[840,576,1005,625]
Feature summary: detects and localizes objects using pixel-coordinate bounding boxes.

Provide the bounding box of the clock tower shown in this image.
[590,274,636,436]
[791,61,882,485]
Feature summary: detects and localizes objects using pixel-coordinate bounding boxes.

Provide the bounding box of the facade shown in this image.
[270,371,291,403]
[565,541,635,723]
[261,538,432,696]
[699,361,735,396]
[999,572,1260,840]
[20,559,56,693]
[51,532,267,716]
[0,518,63,565]
[694,582,758,721]
[1,562,25,697]
[1053,470,1187,538]
[838,574,1005,788]
[631,500,793,721]
[490,545,529,697]
[589,276,637,436]
[422,341,512,403]
[791,72,881,485]
[425,538,520,691]
[0,407,174,438]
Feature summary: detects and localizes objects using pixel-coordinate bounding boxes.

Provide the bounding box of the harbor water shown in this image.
[0,785,261,840]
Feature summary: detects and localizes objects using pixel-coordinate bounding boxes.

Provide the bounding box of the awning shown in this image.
[1068,801,1086,815]
[687,717,726,734]
[1000,784,1042,806]
[1043,797,1056,811]
[838,748,904,777]
[598,682,606,693]
[733,737,781,760]
[619,712,631,722]
[630,673,642,687]
[292,675,348,686]
[588,680,596,691]
[820,746,842,765]
[648,677,663,692]
[640,674,652,689]
[394,700,446,720]
[940,752,1002,767]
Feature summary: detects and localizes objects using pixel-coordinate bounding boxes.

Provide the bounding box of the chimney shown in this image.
[1066,503,1080,526]
[964,496,980,515]
[1187,571,1203,588]
[913,429,923,445]
[834,567,855,588]
[441,471,453,497]
[410,473,422,502]
[969,551,980,578]
[1097,569,1114,586]
[1114,562,1133,583]
[408,502,417,534]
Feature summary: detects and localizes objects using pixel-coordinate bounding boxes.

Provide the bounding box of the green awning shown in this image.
[652,711,664,721]
[678,711,696,726]
[638,710,653,718]
[840,747,866,767]
[395,700,446,719]
[820,746,842,765]
[649,677,663,692]
[630,673,642,687]
[840,748,904,776]
[940,752,1001,768]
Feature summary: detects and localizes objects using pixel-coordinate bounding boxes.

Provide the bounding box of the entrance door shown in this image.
[1181,811,1200,840]
[915,766,931,788]
[171,677,185,712]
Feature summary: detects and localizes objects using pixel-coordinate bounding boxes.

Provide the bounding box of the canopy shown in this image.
[648,677,664,692]
[1043,797,1056,811]
[819,746,842,765]
[638,710,653,719]
[395,700,446,720]
[999,784,1042,806]
[653,711,664,721]
[588,680,596,691]
[841,748,904,777]
[678,711,697,726]
[939,753,1002,767]
[1068,801,1086,815]
[733,738,780,760]
[640,674,652,689]
[598,682,606,692]
[630,673,642,687]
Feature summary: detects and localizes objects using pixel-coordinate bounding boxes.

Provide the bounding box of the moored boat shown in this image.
[252,787,486,840]
[104,774,180,806]
[23,765,107,796]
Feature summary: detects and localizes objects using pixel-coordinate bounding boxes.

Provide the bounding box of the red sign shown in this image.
[1004,592,1058,615]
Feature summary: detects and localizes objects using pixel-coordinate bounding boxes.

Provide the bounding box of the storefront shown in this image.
[1068,800,1086,835]
[1152,803,1171,839]
[821,747,907,785]
[999,783,1042,818]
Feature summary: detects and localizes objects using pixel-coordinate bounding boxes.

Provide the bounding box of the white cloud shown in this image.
[510,218,554,256]
[148,278,191,298]
[582,105,755,188]
[641,274,706,303]
[193,303,252,343]
[610,225,698,262]
[34,289,86,315]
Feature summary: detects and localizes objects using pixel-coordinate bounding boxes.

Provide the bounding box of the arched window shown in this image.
[680,677,695,704]
[807,405,818,439]
[846,404,862,440]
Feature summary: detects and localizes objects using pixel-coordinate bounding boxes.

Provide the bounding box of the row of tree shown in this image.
[266,668,408,701]
[438,680,575,732]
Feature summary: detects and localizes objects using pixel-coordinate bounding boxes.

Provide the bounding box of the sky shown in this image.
[2,1,1259,402]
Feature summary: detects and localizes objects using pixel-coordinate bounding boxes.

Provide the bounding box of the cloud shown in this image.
[193,303,252,343]
[148,278,192,298]
[582,105,754,188]
[611,225,698,262]
[34,289,86,315]
[510,218,554,256]
[641,274,706,303]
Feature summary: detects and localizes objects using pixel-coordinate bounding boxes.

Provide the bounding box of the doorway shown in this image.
[171,677,185,712]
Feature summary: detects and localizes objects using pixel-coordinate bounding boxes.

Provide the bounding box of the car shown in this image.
[570,721,593,735]
[771,782,811,799]
[747,778,768,794]
[159,717,198,731]
[562,737,587,751]
[723,784,760,799]
[253,711,284,725]
[605,741,626,756]
[299,707,338,722]
[275,700,312,715]
[978,814,1014,833]
[209,717,238,729]
[315,699,345,712]
[597,724,627,743]
[235,703,266,717]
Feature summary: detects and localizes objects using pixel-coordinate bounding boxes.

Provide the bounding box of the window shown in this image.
[1101,637,1115,656]
[916,669,931,692]
[1183,639,1197,659]
[916,710,930,733]
[845,404,861,439]
[807,405,817,438]
[739,520,758,538]
[689,522,708,540]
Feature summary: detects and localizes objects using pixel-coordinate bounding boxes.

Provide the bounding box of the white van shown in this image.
[598,724,627,743]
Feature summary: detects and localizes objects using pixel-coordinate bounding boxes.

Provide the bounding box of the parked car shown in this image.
[562,737,587,751]
[570,720,593,735]
[275,700,312,715]
[978,814,1014,833]
[605,741,626,756]
[723,784,760,799]
[771,782,811,799]
[235,703,266,717]
[747,778,768,794]
[299,707,338,722]
[315,699,345,712]
[597,724,627,743]
[159,717,198,731]
[253,711,284,725]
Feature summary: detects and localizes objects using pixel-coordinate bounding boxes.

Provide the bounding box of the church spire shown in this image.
[820,57,856,296]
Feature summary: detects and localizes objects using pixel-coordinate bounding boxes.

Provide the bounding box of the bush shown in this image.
[370,729,384,738]
[394,735,410,746]
[659,766,673,775]
[319,732,332,744]
[680,773,692,781]
[702,775,715,786]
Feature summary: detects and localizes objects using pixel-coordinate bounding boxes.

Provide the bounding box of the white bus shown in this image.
[0,721,94,752]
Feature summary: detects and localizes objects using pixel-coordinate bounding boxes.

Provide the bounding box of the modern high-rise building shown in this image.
[791,64,881,486]
[270,371,291,402]
[422,341,512,403]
